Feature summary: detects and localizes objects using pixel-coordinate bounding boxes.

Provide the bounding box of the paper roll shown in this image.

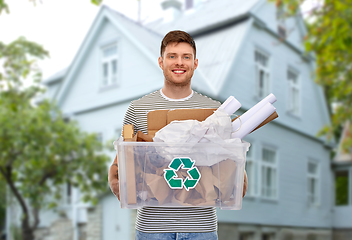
[218,96,241,116]
[231,102,276,139]
[232,93,276,131]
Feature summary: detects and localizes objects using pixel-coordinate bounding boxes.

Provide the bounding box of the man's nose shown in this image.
[176,56,183,65]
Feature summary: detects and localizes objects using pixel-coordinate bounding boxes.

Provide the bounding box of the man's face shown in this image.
[158,42,198,87]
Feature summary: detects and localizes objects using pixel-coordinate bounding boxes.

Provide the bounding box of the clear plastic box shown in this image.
[115,138,250,210]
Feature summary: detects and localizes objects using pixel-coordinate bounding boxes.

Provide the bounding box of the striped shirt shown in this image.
[122,89,221,233]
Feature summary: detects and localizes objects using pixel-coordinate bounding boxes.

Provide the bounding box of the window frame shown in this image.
[287,67,301,116]
[260,146,278,200]
[100,42,119,88]
[254,49,271,99]
[245,142,259,197]
[276,4,287,39]
[307,160,320,206]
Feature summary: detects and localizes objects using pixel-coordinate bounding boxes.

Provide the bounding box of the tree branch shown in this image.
[0,165,30,226]
[31,207,40,231]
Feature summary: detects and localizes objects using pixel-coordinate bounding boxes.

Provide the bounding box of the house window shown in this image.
[287,69,300,115]
[245,146,259,196]
[62,182,72,205]
[276,4,287,39]
[240,233,254,240]
[255,50,270,99]
[261,147,277,199]
[335,170,349,206]
[262,233,275,240]
[101,43,118,86]
[185,0,193,10]
[307,161,319,205]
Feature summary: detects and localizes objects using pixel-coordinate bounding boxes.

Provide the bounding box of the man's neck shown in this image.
[161,84,192,99]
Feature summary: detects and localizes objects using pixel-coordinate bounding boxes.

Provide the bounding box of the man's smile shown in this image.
[172,69,186,74]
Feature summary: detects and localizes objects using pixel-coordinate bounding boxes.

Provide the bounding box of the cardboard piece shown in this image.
[166,108,217,124]
[148,109,277,137]
[251,111,278,133]
[123,124,134,140]
[212,159,237,201]
[147,108,217,137]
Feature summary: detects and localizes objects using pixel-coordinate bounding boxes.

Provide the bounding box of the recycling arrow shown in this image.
[163,157,201,191]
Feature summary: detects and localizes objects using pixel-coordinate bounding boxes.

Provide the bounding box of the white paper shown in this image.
[153,109,244,166]
[231,102,276,139]
[218,96,241,115]
[232,93,276,132]
[153,109,232,144]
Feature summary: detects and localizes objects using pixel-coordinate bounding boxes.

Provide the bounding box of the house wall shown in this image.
[217,120,333,228]
[216,20,333,228]
[221,23,329,139]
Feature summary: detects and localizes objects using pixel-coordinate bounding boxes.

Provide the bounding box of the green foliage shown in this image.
[0,37,110,236]
[272,0,352,149]
[335,172,349,205]
[0,0,9,15]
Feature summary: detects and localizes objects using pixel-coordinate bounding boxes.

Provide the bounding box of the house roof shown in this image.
[49,0,261,105]
[191,19,251,98]
[334,121,352,163]
[146,0,261,36]
[49,0,312,106]
[42,67,68,84]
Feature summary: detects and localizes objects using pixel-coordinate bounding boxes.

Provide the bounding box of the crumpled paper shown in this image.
[153,109,232,144]
[152,109,247,166]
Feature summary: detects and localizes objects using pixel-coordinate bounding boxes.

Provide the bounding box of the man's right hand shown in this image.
[108,155,120,201]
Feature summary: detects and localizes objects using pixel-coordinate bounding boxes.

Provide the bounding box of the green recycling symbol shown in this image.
[163,157,201,191]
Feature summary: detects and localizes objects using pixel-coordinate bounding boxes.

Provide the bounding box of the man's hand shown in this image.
[108,155,120,201]
[243,170,248,198]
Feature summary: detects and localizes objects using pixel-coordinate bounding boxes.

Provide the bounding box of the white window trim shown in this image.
[245,141,259,197]
[287,67,301,117]
[254,49,271,99]
[307,159,320,207]
[100,42,119,88]
[259,145,278,200]
[276,4,287,39]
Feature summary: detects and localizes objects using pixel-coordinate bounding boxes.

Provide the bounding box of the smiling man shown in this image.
[108,30,247,240]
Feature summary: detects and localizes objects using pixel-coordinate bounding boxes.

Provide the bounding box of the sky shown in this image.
[0,0,318,81]
[0,0,164,80]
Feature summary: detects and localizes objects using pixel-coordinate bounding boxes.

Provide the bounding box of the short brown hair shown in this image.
[160,30,196,58]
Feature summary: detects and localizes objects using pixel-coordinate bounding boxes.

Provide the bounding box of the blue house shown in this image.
[7,0,351,239]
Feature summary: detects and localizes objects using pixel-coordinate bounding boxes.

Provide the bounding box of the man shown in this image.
[108,30,247,240]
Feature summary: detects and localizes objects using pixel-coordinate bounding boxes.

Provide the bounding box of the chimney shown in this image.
[161,0,182,22]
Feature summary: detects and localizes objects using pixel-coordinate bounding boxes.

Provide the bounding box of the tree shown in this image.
[0,37,110,240]
[0,0,102,14]
[273,0,352,150]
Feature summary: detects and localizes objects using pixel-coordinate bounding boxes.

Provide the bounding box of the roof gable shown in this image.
[54,5,162,106]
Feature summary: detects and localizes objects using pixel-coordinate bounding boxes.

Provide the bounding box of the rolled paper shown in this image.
[218,96,241,116]
[231,102,276,139]
[232,93,276,131]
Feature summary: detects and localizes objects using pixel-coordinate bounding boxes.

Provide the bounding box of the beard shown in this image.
[163,71,193,87]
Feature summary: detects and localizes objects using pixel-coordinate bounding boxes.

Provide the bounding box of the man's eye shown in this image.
[184,56,190,59]
[169,56,175,59]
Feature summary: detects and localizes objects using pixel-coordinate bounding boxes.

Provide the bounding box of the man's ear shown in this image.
[194,58,198,70]
[158,56,163,70]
